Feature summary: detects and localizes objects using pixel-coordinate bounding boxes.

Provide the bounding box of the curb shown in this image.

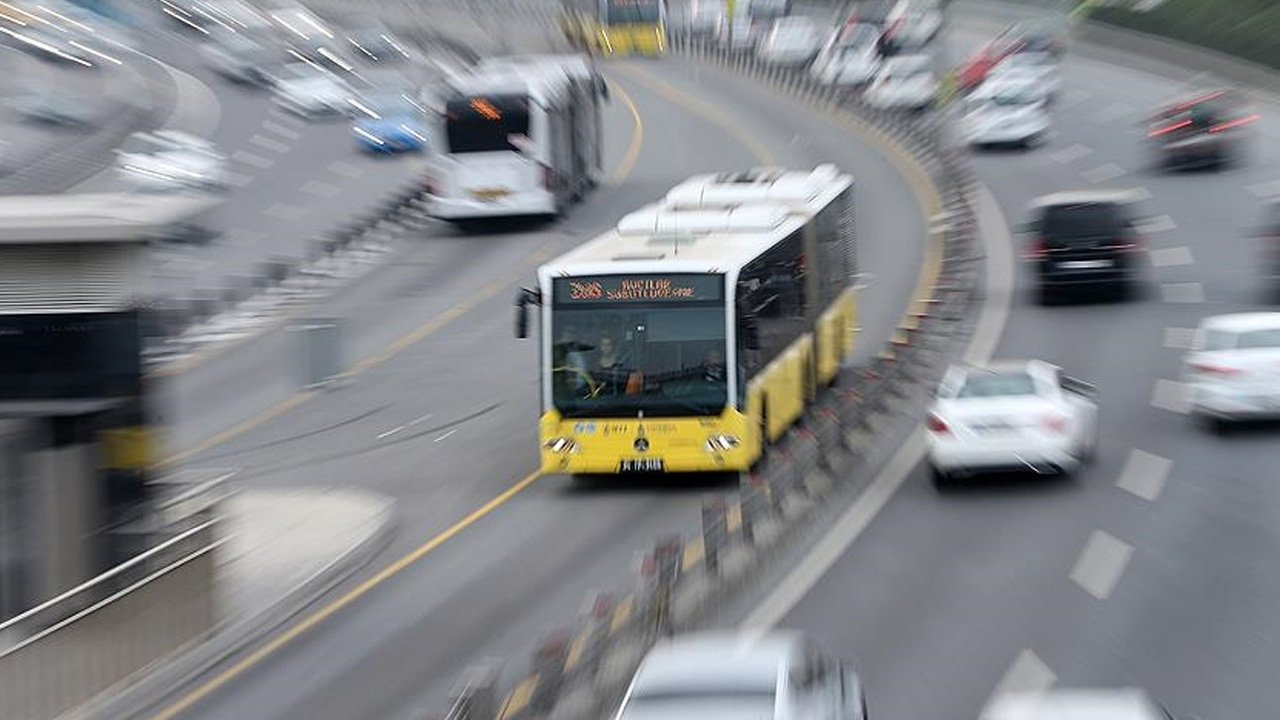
[70,493,398,720]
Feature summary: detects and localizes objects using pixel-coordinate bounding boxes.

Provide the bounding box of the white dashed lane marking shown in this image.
[1149,246,1194,267]
[224,171,254,188]
[1163,326,1197,349]
[232,150,275,169]
[327,161,365,179]
[1081,163,1125,183]
[1161,282,1205,303]
[1089,101,1134,124]
[264,203,308,221]
[1070,530,1134,600]
[1051,143,1092,164]
[1151,378,1190,414]
[1116,449,1172,501]
[250,134,291,153]
[261,119,301,140]
[267,106,304,125]
[300,180,342,199]
[982,649,1057,716]
[1137,215,1178,234]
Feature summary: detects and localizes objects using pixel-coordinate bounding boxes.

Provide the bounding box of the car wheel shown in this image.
[1036,284,1056,306]
[929,464,951,490]
[1199,413,1230,435]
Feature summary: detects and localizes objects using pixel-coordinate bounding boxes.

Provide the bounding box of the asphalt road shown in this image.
[725,10,1280,720]
[145,33,932,720]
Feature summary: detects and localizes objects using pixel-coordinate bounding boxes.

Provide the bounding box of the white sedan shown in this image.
[756,17,822,66]
[810,24,881,86]
[270,61,357,118]
[926,360,1099,485]
[865,54,938,110]
[614,632,867,720]
[963,76,1051,147]
[115,130,228,193]
[1183,312,1280,431]
[988,51,1060,99]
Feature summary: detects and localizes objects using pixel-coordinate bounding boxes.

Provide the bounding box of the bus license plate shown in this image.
[620,458,665,473]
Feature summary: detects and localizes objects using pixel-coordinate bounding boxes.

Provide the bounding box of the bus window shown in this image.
[445,95,531,154]
[605,0,661,24]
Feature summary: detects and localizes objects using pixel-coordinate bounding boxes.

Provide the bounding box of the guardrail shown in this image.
[437,27,984,720]
[0,519,222,720]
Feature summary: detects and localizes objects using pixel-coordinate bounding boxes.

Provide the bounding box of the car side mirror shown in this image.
[514,287,540,339]
[1060,376,1097,398]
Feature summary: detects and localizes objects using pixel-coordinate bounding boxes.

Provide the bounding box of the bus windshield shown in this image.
[551,277,727,417]
[604,0,661,25]
[445,94,530,154]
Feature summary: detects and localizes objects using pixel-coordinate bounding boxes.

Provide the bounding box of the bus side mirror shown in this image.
[514,287,541,339]
[741,315,762,350]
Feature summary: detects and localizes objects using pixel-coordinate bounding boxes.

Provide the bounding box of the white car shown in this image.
[614,632,867,720]
[270,61,356,117]
[989,51,1061,99]
[687,0,725,36]
[115,130,228,193]
[1183,312,1280,431]
[865,54,938,110]
[200,27,278,85]
[964,76,1051,147]
[983,688,1176,720]
[926,360,1099,484]
[887,4,942,49]
[756,17,821,66]
[810,24,881,86]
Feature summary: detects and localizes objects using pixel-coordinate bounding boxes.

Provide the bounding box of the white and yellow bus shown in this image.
[561,0,667,57]
[515,165,857,475]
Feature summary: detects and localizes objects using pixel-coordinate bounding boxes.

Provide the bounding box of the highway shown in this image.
[138,23,935,720]
[724,11,1280,720]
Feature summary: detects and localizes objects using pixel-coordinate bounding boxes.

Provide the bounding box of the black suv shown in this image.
[1147,88,1256,170]
[1024,192,1147,304]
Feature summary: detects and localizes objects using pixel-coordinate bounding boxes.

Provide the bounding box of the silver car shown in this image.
[614,631,868,720]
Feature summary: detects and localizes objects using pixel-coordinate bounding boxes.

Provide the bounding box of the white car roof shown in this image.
[629,632,800,697]
[982,688,1167,720]
[1198,312,1280,333]
[1029,189,1144,210]
[880,55,933,74]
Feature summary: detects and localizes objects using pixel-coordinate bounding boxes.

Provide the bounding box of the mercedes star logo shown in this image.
[633,437,650,452]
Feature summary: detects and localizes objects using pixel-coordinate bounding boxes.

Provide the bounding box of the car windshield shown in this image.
[550,276,728,418]
[1041,202,1126,241]
[1211,328,1280,350]
[956,372,1038,398]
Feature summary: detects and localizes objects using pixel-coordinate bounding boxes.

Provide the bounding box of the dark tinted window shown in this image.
[1041,202,1127,242]
[445,95,530,153]
[605,0,661,24]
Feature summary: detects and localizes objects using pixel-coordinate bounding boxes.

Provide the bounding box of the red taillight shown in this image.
[1173,90,1224,112]
[926,413,949,433]
[1190,362,1242,376]
[1042,414,1067,433]
[1025,237,1048,260]
[1209,113,1260,133]
[423,177,438,195]
[1148,118,1192,137]
[541,165,553,189]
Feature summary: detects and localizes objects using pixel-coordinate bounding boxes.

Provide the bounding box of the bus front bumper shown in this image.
[429,192,557,221]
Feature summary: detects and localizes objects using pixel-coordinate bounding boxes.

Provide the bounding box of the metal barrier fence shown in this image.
[0,520,222,720]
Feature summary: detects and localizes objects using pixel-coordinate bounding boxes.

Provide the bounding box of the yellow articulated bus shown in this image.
[515,165,858,475]
[561,0,667,57]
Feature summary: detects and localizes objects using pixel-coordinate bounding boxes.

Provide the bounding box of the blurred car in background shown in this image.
[1146,88,1257,170]
[1023,190,1148,304]
[963,76,1051,149]
[957,20,1060,93]
[886,0,941,50]
[1184,312,1280,432]
[200,26,279,85]
[747,0,792,22]
[269,60,356,117]
[982,688,1177,720]
[810,23,881,86]
[351,89,429,153]
[344,17,411,64]
[115,130,229,193]
[926,360,1099,486]
[1007,18,1067,57]
[6,83,97,128]
[613,632,868,720]
[686,0,725,36]
[865,54,937,110]
[988,50,1060,99]
[756,16,821,66]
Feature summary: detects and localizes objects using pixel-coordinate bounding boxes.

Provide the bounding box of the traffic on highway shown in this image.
[1,0,1278,719]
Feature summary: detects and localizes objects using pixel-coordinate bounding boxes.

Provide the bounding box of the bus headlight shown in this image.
[705,434,740,452]
[544,437,580,454]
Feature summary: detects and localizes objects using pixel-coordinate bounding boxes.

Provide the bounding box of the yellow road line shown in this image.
[680,537,705,572]
[497,674,540,719]
[612,63,775,165]
[609,595,635,635]
[563,628,592,671]
[608,80,645,184]
[149,469,544,720]
[726,502,743,534]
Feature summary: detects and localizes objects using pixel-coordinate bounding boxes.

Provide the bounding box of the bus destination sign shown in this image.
[555,274,722,303]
